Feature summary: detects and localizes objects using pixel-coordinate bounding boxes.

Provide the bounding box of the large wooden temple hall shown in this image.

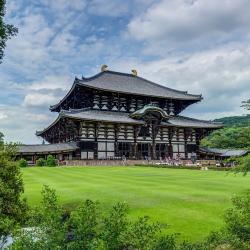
[18,66,223,163]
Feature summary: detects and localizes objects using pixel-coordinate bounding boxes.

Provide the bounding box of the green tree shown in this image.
[68,200,101,249]
[11,186,173,250]
[46,155,56,167]
[19,159,28,168]
[206,190,250,250]
[36,158,46,167]
[233,154,250,176]
[0,142,27,248]
[0,0,18,62]
[0,132,3,149]
[201,127,250,150]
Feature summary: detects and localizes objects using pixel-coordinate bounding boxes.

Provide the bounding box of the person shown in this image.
[190,152,196,164]
[122,155,126,166]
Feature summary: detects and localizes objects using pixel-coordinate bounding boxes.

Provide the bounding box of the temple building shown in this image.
[18,67,223,163]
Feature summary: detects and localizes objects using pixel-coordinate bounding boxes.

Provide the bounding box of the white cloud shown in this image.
[23,93,59,108]
[0,112,7,120]
[108,43,250,119]
[128,0,250,54]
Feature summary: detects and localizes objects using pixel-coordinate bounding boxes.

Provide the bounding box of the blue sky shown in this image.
[0,0,250,143]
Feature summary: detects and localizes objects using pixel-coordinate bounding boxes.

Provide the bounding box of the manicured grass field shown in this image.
[21,166,250,242]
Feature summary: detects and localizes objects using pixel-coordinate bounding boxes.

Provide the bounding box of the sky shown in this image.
[0,0,250,144]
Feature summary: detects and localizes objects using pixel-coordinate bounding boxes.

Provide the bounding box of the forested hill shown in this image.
[201,114,250,149]
[214,114,250,127]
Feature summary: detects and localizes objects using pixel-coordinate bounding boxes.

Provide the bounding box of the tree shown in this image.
[11,186,174,250]
[36,158,46,167]
[0,132,3,150]
[46,155,56,167]
[201,127,250,150]
[206,190,250,250]
[19,159,28,168]
[241,99,250,110]
[0,0,18,62]
[0,141,27,248]
[233,154,250,176]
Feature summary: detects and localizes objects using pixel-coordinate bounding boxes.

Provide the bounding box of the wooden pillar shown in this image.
[168,128,173,158]
[151,123,157,160]
[133,126,139,159]
[114,124,119,157]
[195,129,201,159]
[184,129,188,159]
[94,123,98,159]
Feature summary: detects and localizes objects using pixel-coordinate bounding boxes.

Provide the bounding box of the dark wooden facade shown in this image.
[36,70,222,160]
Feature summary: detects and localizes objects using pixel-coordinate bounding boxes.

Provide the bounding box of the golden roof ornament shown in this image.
[101,64,108,72]
[131,69,137,76]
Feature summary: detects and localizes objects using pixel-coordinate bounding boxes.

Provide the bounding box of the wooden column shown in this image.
[168,128,174,158]
[114,124,119,157]
[133,126,139,159]
[94,123,99,159]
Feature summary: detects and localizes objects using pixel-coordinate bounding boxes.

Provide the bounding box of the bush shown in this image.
[205,190,250,250]
[233,154,250,176]
[11,186,175,250]
[46,155,56,167]
[19,158,28,168]
[0,144,28,247]
[36,158,46,167]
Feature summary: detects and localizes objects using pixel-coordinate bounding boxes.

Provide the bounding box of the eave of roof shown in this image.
[50,70,202,111]
[18,142,79,154]
[37,109,222,136]
[199,147,249,157]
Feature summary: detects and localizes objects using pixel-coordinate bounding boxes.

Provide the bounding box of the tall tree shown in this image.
[0,132,3,149]
[0,134,27,248]
[0,0,18,62]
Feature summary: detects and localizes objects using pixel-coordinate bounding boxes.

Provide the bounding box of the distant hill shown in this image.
[214,114,250,127]
[201,114,250,149]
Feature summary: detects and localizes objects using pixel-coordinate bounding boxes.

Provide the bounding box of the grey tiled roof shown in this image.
[50,70,202,110]
[65,109,144,124]
[221,150,249,157]
[167,116,223,128]
[78,71,202,100]
[37,109,222,136]
[18,142,78,154]
[199,147,249,157]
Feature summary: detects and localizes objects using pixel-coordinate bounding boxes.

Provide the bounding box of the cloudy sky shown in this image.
[0,0,250,143]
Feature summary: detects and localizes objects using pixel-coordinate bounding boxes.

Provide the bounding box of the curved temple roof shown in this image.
[37,109,223,136]
[50,70,202,111]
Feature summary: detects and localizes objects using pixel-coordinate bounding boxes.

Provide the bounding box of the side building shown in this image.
[18,68,223,163]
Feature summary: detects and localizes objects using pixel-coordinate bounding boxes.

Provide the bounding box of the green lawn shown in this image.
[21,166,250,242]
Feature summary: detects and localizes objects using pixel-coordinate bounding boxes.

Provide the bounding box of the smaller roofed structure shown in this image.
[199,147,249,159]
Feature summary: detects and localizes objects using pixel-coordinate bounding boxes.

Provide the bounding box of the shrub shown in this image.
[36,158,46,167]
[206,190,250,250]
[46,155,56,167]
[11,186,173,250]
[0,145,28,247]
[233,154,250,176]
[19,158,28,168]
